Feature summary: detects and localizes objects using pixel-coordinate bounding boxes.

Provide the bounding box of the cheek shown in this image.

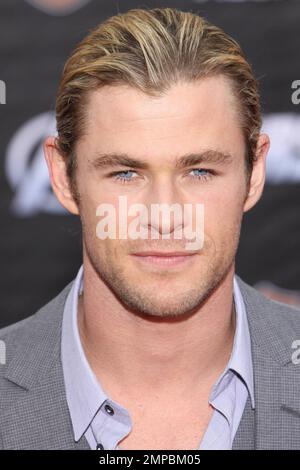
[79,182,120,230]
[202,189,245,248]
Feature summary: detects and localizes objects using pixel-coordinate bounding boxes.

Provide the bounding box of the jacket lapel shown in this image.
[2,360,90,449]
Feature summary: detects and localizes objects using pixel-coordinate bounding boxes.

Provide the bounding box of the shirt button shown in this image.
[104,404,115,416]
[96,443,104,450]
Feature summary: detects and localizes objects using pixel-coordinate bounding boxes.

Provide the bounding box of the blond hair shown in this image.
[55,7,261,192]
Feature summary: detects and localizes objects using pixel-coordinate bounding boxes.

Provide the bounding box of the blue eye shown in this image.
[111,170,137,183]
[109,168,214,184]
[189,169,213,181]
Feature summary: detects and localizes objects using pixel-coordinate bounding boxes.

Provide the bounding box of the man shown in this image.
[1,7,300,450]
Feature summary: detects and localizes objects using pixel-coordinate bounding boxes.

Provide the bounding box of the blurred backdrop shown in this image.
[1,0,300,328]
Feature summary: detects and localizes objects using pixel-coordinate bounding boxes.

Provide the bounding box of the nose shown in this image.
[141,176,184,238]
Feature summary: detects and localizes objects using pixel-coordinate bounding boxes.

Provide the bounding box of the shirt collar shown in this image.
[210,276,255,410]
[232,275,255,408]
[61,265,108,442]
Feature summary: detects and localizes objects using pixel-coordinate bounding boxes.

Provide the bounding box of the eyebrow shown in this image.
[88,149,234,171]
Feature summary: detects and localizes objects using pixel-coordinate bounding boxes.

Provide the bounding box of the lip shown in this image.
[131,251,197,257]
[131,251,198,267]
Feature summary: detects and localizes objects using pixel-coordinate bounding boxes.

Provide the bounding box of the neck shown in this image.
[78,258,236,402]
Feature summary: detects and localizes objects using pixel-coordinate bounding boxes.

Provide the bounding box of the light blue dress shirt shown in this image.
[61,265,255,450]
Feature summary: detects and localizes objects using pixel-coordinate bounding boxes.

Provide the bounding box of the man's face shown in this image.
[73,76,251,318]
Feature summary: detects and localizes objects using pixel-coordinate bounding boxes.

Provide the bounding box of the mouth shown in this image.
[130,251,198,267]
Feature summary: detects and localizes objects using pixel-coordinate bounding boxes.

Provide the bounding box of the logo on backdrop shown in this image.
[25,0,92,16]
[262,113,300,183]
[4,111,67,217]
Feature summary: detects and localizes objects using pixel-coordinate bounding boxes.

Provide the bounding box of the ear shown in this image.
[43,136,79,215]
[243,133,270,213]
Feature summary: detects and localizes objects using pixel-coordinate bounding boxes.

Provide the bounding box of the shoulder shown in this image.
[236,275,300,359]
[0,280,74,341]
[237,275,300,322]
[0,280,74,379]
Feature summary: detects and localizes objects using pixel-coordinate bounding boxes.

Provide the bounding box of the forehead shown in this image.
[78,76,243,162]
[85,76,237,126]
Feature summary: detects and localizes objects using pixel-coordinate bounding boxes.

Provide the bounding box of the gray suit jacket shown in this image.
[1,275,300,450]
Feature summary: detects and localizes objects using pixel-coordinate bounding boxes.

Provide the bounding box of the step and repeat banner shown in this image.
[1,0,300,327]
